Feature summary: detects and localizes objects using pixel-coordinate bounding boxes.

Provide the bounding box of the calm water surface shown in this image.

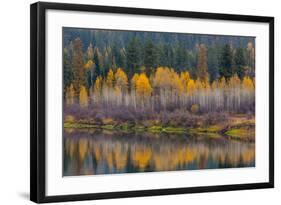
[63,129,255,176]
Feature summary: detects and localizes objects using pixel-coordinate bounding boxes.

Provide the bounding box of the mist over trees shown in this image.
[63,28,255,120]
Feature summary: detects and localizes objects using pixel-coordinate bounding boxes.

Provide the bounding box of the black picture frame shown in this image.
[30,2,274,203]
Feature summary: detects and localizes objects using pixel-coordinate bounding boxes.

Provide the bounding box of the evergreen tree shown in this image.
[207,45,220,82]
[144,39,159,75]
[119,48,127,69]
[72,38,85,97]
[174,43,188,72]
[63,47,73,98]
[93,47,101,79]
[126,37,141,77]
[234,47,246,79]
[219,44,233,79]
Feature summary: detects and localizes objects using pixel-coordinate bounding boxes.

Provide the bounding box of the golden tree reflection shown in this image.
[64,130,255,176]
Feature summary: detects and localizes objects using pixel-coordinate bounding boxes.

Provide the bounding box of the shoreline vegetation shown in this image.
[63,31,256,144]
[64,114,255,142]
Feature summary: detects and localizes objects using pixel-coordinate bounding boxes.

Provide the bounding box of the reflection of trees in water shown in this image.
[63,129,255,176]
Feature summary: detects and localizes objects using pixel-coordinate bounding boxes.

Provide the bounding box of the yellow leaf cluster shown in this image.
[115,68,128,92]
[94,76,102,94]
[242,76,254,90]
[84,60,94,70]
[79,85,88,107]
[106,69,114,88]
[131,73,140,90]
[135,73,153,98]
[153,67,183,94]
[187,79,196,95]
[228,74,241,88]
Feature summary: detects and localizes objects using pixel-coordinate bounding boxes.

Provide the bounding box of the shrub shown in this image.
[191,104,199,114]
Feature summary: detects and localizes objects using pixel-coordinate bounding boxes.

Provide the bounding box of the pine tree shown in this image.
[63,47,73,98]
[207,45,220,82]
[93,47,101,79]
[144,39,159,75]
[84,60,94,89]
[219,44,233,79]
[126,37,141,77]
[234,47,246,79]
[174,43,188,72]
[72,38,85,97]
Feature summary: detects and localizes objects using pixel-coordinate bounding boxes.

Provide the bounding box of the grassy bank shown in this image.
[64,114,255,141]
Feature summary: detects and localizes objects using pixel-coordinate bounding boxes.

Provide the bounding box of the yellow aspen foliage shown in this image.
[153,67,183,94]
[195,79,203,90]
[131,73,140,90]
[136,73,153,98]
[84,60,94,70]
[153,67,171,89]
[170,69,184,95]
[94,76,103,94]
[228,74,241,88]
[211,80,219,90]
[242,76,254,90]
[66,84,75,106]
[115,68,128,92]
[218,77,226,89]
[187,79,196,95]
[180,71,190,86]
[106,69,114,88]
[79,86,88,107]
[203,81,211,91]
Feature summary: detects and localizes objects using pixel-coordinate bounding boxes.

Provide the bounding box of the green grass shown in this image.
[64,122,98,129]
[225,128,254,139]
[189,125,222,133]
[101,125,115,130]
[64,118,255,141]
[162,127,186,133]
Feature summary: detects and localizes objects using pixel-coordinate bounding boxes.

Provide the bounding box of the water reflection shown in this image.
[63,129,255,176]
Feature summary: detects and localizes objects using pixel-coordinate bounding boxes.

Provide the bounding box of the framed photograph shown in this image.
[30,2,274,203]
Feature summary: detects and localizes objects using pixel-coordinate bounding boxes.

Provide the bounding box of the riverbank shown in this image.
[64,114,255,142]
